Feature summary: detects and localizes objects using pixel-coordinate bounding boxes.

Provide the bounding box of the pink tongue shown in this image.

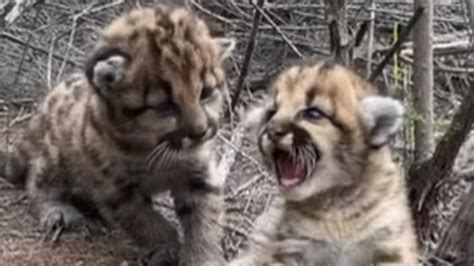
[277,157,303,186]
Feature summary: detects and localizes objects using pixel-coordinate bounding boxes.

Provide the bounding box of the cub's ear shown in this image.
[215,38,236,61]
[84,46,128,93]
[358,95,404,147]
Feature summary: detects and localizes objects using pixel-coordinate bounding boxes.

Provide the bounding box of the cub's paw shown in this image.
[39,204,105,243]
[140,245,179,266]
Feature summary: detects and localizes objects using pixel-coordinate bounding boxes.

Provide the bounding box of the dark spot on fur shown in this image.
[305,89,316,107]
[47,96,59,110]
[58,104,72,122]
[290,123,312,146]
[83,145,102,169]
[126,15,137,26]
[72,84,83,101]
[373,248,402,263]
[100,166,111,176]
[87,109,106,139]
[157,79,173,97]
[175,204,193,217]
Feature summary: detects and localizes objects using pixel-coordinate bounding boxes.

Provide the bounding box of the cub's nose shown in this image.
[181,104,209,141]
[267,124,289,141]
[187,125,208,140]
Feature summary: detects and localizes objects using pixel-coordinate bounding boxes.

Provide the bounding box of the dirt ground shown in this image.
[0,180,139,266]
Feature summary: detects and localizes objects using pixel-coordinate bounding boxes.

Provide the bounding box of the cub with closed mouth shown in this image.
[0,4,235,266]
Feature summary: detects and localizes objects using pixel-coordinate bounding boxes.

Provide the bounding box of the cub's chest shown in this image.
[275,214,385,266]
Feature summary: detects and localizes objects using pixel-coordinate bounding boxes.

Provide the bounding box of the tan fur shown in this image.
[1,5,234,266]
[230,61,419,266]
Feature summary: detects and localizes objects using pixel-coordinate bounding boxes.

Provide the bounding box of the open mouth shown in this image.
[272,145,319,188]
[273,149,306,187]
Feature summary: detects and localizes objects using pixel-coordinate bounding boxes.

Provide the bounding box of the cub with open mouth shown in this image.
[230,60,419,266]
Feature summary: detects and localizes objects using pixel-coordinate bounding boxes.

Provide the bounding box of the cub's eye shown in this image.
[200,87,215,102]
[155,101,177,116]
[302,107,324,121]
[122,106,147,117]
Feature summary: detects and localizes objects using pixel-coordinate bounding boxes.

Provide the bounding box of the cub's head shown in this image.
[85,6,234,153]
[249,61,404,201]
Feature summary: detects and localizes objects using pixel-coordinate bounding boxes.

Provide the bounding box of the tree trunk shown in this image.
[409,77,474,246]
[325,0,352,66]
[412,0,434,162]
[429,1,474,263]
[409,0,474,244]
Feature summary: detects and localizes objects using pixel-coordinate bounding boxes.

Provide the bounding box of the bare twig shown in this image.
[55,11,83,81]
[231,0,265,111]
[0,0,43,34]
[368,7,424,86]
[56,0,125,81]
[351,0,372,22]
[250,0,304,59]
[1,32,81,68]
[13,1,43,84]
[354,21,369,48]
[190,0,234,25]
[46,34,56,90]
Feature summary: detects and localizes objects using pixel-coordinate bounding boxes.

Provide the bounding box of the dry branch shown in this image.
[231,0,265,111]
[250,0,304,59]
[368,7,424,86]
[0,32,82,68]
[13,1,42,84]
[0,0,42,33]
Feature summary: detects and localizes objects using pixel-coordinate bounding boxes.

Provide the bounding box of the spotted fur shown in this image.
[230,61,419,266]
[0,5,234,266]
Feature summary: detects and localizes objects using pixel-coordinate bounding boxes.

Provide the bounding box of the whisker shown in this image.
[146,142,168,171]
[155,144,178,171]
[147,141,166,162]
[161,146,175,169]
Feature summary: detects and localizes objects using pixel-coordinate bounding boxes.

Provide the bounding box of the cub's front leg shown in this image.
[229,199,285,266]
[171,162,226,266]
[372,221,420,266]
[97,172,179,265]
